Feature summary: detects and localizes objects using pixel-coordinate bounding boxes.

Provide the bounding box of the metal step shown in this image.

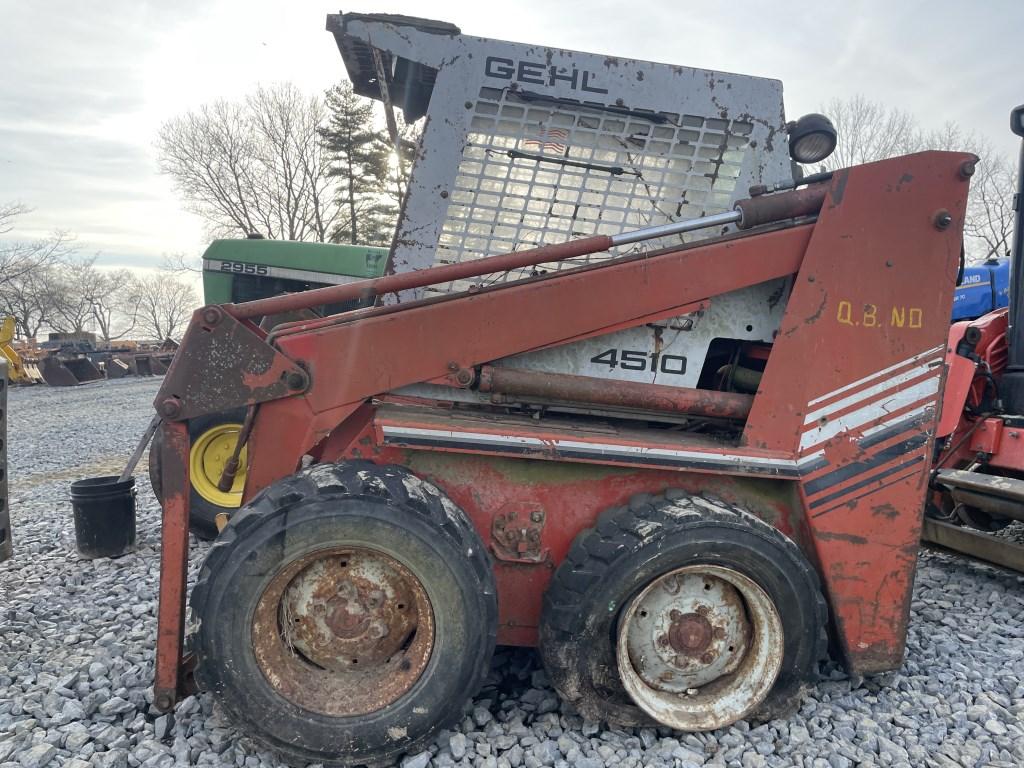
[921,518,1024,573]
[933,468,1024,523]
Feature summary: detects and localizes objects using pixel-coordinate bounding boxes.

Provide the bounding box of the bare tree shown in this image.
[965,154,1018,261]
[0,204,77,339]
[0,266,64,341]
[49,258,97,334]
[158,83,342,243]
[70,262,139,345]
[0,203,75,288]
[131,273,198,341]
[820,95,922,170]
[817,97,1017,262]
[0,202,28,233]
[161,251,201,274]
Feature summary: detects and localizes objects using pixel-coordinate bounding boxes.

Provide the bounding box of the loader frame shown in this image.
[152,151,974,709]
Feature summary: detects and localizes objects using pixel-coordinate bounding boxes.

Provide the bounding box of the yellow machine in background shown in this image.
[0,316,42,384]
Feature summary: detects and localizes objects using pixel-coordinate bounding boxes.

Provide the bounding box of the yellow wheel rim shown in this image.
[189,423,247,508]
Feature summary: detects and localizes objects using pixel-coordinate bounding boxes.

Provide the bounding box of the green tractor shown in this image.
[153,237,389,539]
[202,236,388,308]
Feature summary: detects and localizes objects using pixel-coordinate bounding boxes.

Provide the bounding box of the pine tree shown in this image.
[321,82,395,245]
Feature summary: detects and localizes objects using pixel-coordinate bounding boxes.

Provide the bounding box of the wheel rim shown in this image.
[189,423,247,507]
[252,546,435,717]
[616,564,783,730]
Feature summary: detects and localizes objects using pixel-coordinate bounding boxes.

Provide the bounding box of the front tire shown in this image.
[189,461,498,767]
[540,491,827,730]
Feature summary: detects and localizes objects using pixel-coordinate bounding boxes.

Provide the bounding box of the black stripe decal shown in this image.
[384,435,802,477]
[811,467,925,518]
[808,455,925,509]
[803,433,929,496]
[857,413,931,451]
[799,456,830,475]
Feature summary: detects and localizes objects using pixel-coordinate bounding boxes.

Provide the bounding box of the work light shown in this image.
[1012,104,1024,138]
[788,113,838,164]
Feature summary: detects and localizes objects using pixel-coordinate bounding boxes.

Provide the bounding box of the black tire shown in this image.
[540,490,827,728]
[189,461,498,767]
[147,427,163,502]
[148,409,247,540]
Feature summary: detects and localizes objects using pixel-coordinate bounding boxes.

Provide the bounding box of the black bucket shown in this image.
[70,476,137,559]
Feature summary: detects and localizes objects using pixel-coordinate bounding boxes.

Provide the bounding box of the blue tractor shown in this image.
[952,257,1010,321]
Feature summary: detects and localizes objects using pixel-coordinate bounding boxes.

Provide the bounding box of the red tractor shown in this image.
[140,13,1018,768]
[924,104,1024,572]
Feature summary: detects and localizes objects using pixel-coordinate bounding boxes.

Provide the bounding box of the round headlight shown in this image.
[789,113,838,164]
[1011,104,1024,138]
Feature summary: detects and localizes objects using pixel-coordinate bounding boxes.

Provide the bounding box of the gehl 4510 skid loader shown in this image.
[144,12,979,767]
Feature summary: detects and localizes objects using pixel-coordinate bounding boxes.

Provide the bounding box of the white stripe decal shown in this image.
[807,346,944,408]
[804,357,943,426]
[800,375,941,450]
[858,403,935,441]
[382,425,825,471]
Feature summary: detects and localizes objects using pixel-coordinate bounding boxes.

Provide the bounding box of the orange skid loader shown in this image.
[141,12,975,767]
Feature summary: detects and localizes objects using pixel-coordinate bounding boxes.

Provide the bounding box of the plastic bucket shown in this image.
[70,475,137,559]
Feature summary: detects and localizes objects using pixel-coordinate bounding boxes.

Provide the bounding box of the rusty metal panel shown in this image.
[739,152,973,674]
[332,14,791,299]
[155,306,308,422]
[153,421,191,711]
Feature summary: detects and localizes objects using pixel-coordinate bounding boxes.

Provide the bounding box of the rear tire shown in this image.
[540,491,827,729]
[148,409,248,540]
[189,461,497,767]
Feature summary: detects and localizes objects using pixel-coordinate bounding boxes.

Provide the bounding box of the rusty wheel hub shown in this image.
[252,546,434,717]
[616,564,783,730]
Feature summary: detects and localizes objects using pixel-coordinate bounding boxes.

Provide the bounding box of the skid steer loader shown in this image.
[143,12,976,766]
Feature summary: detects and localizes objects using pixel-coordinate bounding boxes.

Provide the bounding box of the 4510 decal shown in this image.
[589,348,687,375]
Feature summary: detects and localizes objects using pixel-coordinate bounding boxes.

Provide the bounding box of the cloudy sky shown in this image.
[2,0,1021,272]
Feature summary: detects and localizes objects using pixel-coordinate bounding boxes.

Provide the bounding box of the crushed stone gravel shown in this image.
[1,377,1022,767]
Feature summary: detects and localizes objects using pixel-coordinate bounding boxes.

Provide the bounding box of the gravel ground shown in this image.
[1,378,1023,768]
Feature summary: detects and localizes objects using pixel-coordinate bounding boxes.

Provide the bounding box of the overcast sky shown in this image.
[1,0,1021,272]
